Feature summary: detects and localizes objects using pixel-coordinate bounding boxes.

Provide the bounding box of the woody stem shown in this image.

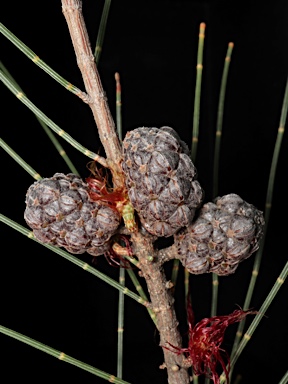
[131,232,190,384]
[61,2,189,383]
[61,0,123,188]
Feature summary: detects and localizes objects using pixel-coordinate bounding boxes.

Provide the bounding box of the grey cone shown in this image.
[24,173,121,256]
[122,126,204,237]
[175,194,265,276]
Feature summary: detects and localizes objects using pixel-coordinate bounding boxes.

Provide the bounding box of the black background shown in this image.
[1,1,288,383]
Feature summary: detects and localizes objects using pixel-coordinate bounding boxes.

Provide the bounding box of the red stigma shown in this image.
[165,296,256,384]
[104,236,133,268]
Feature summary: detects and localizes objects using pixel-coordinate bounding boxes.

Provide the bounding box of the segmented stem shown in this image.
[186,28,206,384]
[210,274,219,317]
[278,370,288,384]
[182,25,206,340]
[220,261,288,383]
[112,243,157,325]
[0,325,131,384]
[0,61,79,175]
[0,214,148,307]
[171,259,180,289]
[213,42,234,198]
[117,266,125,379]
[0,69,108,167]
[184,268,189,307]
[209,43,234,327]
[230,77,288,371]
[191,22,206,162]
[0,138,42,180]
[126,269,157,326]
[0,23,86,99]
[94,0,112,64]
[115,70,125,379]
[115,72,123,142]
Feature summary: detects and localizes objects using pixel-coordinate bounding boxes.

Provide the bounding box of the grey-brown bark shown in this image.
[61,1,190,383]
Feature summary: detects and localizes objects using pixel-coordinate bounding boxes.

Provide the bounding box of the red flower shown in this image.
[166,305,256,384]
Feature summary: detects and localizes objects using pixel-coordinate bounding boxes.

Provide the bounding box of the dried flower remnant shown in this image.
[86,163,137,232]
[166,305,256,384]
[104,236,134,268]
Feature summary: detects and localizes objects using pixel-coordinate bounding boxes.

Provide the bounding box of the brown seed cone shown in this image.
[175,194,265,276]
[24,173,121,256]
[122,126,204,237]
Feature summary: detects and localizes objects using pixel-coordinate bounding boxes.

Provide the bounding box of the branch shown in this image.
[158,244,181,265]
[61,0,123,188]
[61,2,190,382]
[132,232,190,384]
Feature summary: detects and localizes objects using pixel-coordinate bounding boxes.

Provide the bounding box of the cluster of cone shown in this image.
[24,126,264,275]
[122,126,264,275]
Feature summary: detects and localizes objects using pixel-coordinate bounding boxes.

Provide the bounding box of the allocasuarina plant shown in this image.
[1,1,287,384]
